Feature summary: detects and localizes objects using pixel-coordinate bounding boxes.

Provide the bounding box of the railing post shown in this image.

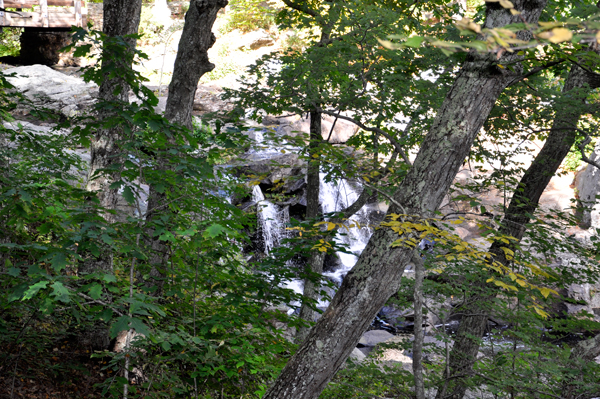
[74,0,81,27]
[40,0,48,28]
[0,0,5,26]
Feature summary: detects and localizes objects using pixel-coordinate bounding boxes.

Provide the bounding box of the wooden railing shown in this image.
[0,0,86,28]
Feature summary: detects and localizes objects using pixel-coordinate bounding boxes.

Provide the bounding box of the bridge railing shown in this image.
[0,0,86,28]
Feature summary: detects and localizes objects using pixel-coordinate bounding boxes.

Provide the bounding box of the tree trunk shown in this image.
[163,0,227,130]
[85,0,143,228]
[143,0,228,293]
[562,332,600,398]
[79,0,143,350]
[262,2,546,398]
[297,110,325,342]
[437,54,600,399]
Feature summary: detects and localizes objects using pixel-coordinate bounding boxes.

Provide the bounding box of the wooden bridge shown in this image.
[0,0,86,28]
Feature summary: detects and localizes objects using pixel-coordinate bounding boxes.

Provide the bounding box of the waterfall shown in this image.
[319,174,373,283]
[252,185,289,255]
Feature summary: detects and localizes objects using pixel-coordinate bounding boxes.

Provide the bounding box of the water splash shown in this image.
[252,185,289,255]
[319,174,373,283]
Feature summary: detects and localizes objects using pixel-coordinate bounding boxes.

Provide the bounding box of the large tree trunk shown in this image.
[297,110,326,342]
[262,2,547,398]
[143,0,228,293]
[437,54,600,399]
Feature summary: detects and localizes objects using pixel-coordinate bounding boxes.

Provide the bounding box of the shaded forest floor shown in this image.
[1,338,106,399]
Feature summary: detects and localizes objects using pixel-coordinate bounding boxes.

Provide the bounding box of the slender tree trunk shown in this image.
[85,0,143,228]
[413,253,426,399]
[79,0,143,350]
[262,3,546,398]
[143,0,228,293]
[437,54,600,399]
[297,110,325,342]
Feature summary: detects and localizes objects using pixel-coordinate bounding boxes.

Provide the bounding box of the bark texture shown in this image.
[164,0,227,130]
[262,2,547,398]
[86,0,143,227]
[80,0,143,349]
[143,0,228,293]
[297,110,325,342]
[437,53,600,399]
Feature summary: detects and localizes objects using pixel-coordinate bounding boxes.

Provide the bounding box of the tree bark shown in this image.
[297,109,325,342]
[437,53,600,399]
[79,0,143,350]
[143,0,228,293]
[163,0,227,130]
[262,2,547,398]
[85,0,143,228]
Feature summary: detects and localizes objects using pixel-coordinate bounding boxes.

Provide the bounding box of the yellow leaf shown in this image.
[596,31,600,41]
[539,287,556,298]
[516,279,527,287]
[499,0,513,8]
[509,8,521,15]
[533,306,549,319]
[549,27,572,43]
[451,219,463,225]
[486,278,495,283]
[281,149,286,153]
[327,222,336,231]
[363,175,370,183]
[538,21,562,28]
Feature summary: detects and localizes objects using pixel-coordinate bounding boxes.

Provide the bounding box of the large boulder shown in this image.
[574,141,600,229]
[4,65,97,116]
[271,113,360,144]
[358,329,395,347]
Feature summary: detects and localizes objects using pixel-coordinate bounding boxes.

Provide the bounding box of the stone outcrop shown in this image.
[574,142,600,229]
[4,65,97,116]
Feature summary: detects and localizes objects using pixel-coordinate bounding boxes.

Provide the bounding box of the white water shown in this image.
[252,185,290,254]
[319,174,373,283]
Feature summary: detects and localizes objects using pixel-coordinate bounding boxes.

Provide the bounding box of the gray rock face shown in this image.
[358,329,394,347]
[348,347,366,363]
[4,65,97,116]
[274,113,359,144]
[574,141,600,229]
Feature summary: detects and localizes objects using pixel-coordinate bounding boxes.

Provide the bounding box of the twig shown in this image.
[77,293,125,316]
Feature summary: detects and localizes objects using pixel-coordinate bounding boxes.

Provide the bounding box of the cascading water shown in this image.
[252,185,289,255]
[319,174,373,283]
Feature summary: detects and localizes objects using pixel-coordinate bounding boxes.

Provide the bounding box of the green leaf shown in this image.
[99,308,113,322]
[89,283,103,300]
[50,252,68,272]
[122,185,135,204]
[101,233,114,245]
[204,224,228,238]
[103,273,117,283]
[8,267,20,277]
[37,222,53,235]
[129,317,150,336]
[50,281,70,303]
[404,36,424,48]
[22,281,49,301]
[110,316,131,339]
